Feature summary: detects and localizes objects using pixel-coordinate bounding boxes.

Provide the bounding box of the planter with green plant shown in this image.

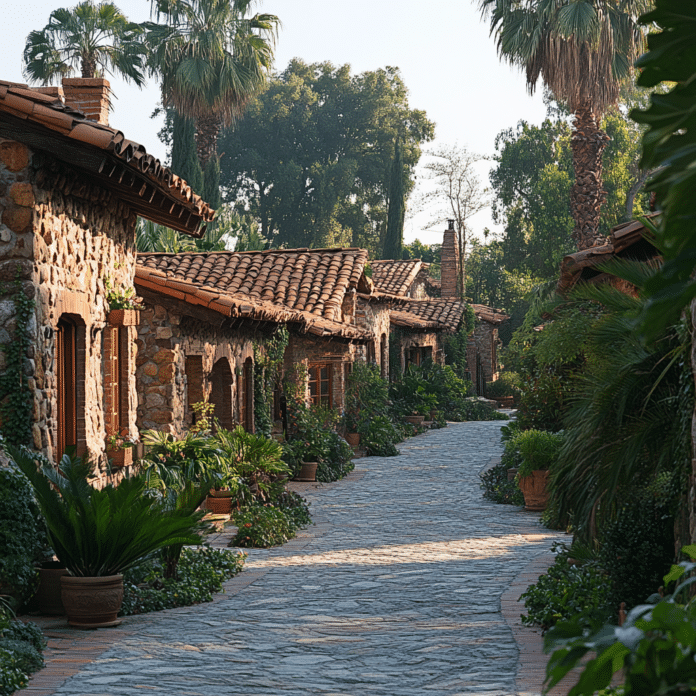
[514,429,564,511]
[8,446,205,628]
[105,276,144,326]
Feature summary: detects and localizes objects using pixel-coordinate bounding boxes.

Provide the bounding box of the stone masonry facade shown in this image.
[0,140,138,476]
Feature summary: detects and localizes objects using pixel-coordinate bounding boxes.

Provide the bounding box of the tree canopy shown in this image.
[218,59,435,253]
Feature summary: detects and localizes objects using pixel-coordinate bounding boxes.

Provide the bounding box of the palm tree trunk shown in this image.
[81,54,96,78]
[570,103,610,250]
[195,113,221,170]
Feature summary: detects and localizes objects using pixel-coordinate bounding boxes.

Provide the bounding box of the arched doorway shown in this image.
[209,358,234,430]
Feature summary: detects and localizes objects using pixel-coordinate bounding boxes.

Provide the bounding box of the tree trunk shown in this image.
[81,55,96,78]
[570,103,610,250]
[195,112,221,170]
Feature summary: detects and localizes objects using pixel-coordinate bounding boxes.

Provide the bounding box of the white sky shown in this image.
[2,0,548,246]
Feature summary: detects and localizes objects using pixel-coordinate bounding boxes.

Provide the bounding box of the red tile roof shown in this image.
[136,248,373,341]
[0,80,214,236]
[370,259,424,296]
[390,299,468,332]
[471,304,510,325]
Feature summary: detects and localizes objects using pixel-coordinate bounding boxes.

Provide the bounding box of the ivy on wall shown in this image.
[0,271,35,446]
[253,326,289,438]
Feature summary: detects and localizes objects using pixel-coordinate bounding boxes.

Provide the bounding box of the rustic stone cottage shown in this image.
[134,248,380,434]
[0,78,214,478]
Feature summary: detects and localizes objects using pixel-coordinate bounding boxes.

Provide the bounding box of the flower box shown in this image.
[107,309,140,326]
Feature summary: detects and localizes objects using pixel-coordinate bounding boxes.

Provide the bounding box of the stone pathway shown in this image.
[25,420,568,696]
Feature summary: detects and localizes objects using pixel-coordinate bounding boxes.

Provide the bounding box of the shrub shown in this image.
[231,504,297,548]
[1,620,46,653]
[598,484,676,611]
[485,371,521,399]
[0,639,43,675]
[0,465,51,607]
[361,415,401,457]
[0,646,27,696]
[121,546,246,615]
[520,546,613,631]
[480,460,524,506]
[452,398,508,422]
[269,490,312,529]
[515,429,564,477]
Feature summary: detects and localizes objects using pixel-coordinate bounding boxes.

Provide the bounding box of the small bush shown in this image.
[0,646,27,696]
[270,490,312,529]
[480,460,524,505]
[362,415,401,457]
[515,429,564,477]
[451,398,508,422]
[485,372,521,399]
[121,546,246,616]
[1,620,46,653]
[520,547,613,630]
[0,639,43,675]
[231,504,298,548]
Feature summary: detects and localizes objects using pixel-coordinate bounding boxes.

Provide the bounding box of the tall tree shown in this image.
[383,140,405,260]
[170,110,204,194]
[218,60,434,252]
[417,144,489,296]
[145,0,279,171]
[479,0,650,250]
[23,0,146,85]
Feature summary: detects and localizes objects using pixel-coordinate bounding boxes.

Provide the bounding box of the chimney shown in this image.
[440,219,460,299]
[62,77,110,126]
[34,85,65,103]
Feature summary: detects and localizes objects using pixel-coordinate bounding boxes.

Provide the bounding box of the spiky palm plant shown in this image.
[8,446,204,577]
[23,1,146,85]
[479,0,650,250]
[550,259,690,543]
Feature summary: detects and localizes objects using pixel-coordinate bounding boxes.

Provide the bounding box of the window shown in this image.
[308,363,333,407]
[57,317,78,456]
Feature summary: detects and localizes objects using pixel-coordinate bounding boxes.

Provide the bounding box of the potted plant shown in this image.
[104,276,145,326]
[514,430,564,511]
[8,446,204,628]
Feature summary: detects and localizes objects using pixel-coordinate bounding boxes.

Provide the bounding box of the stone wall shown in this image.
[0,140,138,476]
[135,299,256,436]
[396,331,441,373]
[466,321,500,387]
[355,298,391,377]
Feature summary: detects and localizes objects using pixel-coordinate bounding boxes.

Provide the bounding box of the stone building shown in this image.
[0,78,213,478]
[134,248,380,434]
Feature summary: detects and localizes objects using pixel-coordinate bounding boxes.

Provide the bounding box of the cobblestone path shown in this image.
[48,421,564,696]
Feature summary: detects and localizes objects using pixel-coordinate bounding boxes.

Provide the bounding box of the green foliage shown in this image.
[0,274,35,446]
[520,546,613,632]
[444,310,475,378]
[598,484,677,611]
[232,503,305,549]
[253,327,288,438]
[515,429,564,478]
[9,446,205,577]
[485,371,521,399]
[218,59,434,253]
[202,154,222,210]
[23,1,146,86]
[550,265,691,543]
[542,546,696,696]
[389,364,439,417]
[383,139,405,259]
[0,639,43,675]
[361,415,402,458]
[630,0,696,342]
[270,490,312,530]
[0,465,50,606]
[480,460,524,506]
[170,110,203,194]
[1,620,46,654]
[0,646,27,696]
[121,546,245,616]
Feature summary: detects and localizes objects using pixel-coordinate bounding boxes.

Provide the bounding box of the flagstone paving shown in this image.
[26,420,568,696]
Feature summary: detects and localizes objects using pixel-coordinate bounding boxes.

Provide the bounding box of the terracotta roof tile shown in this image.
[0,79,214,236]
[136,248,373,342]
[370,259,424,295]
[557,214,660,293]
[391,299,468,332]
[471,304,510,325]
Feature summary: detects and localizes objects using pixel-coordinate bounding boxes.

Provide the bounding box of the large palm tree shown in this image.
[479,0,650,250]
[145,0,279,170]
[23,1,146,86]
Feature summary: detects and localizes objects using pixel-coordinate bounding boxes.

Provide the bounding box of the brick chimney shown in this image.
[440,219,460,299]
[62,77,110,125]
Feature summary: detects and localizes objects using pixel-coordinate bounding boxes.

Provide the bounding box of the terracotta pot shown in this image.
[209,487,233,498]
[35,562,69,616]
[295,461,317,482]
[404,415,424,426]
[206,494,232,515]
[518,470,550,511]
[106,446,133,468]
[345,432,360,448]
[429,410,438,420]
[61,575,124,628]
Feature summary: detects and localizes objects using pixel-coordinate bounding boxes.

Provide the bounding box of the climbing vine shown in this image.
[0,271,35,446]
[253,326,289,438]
